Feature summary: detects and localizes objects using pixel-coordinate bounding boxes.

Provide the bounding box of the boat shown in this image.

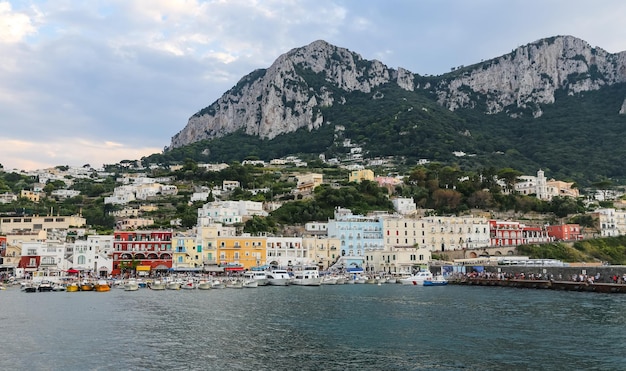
[37,280,54,292]
[291,266,321,286]
[399,270,435,286]
[197,280,212,290]
[320,276,338,285]
[149,280,166,290]
[80,281,94,291]
[243,279,259,288]
[423,275,448,286]
[94,279,111,292]
[266,269,291,286]
[166,281,181,290]
[225,279,243,289]
[210,280,225,289]
[124,279,139,291]
[181,279,197,290]
[66,283,80,292]
[52,283,67,291]
[21,282,37,293]
[243,271,269,286]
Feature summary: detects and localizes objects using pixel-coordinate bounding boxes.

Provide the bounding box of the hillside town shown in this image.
[0,159,623,282]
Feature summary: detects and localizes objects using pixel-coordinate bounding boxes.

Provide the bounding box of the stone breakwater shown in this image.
[450,278,626,293]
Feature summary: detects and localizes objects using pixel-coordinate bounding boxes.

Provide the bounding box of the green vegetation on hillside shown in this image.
[518,236,626,265]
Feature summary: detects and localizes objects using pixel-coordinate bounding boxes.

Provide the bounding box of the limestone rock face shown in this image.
[170,36,626,149]
[433,36,626,117]
[170,40,408,149]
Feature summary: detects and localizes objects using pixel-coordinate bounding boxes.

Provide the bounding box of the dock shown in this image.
[450,278,626,293]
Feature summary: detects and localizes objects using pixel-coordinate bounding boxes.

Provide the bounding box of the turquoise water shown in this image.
[1,284,625,370]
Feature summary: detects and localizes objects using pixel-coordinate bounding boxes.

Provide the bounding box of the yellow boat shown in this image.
[80,282,94,291]
[94,280,111,292]
[66,283,80,292]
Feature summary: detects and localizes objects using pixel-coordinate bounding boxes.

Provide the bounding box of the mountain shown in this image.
[160,36,626,184]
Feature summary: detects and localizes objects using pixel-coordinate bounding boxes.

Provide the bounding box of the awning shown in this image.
[136,265,151,271]
[154,265,169,270]
[224,267,244,271]
[67,269,80,274]
[204,266,224,272]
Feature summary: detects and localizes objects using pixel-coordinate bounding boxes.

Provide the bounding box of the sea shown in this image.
[1,284,624,371]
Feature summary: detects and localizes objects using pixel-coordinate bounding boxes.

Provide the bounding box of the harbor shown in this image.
[1,283,625,370]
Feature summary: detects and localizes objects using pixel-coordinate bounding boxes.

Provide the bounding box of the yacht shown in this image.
[291,266,321,286]
[243,271,269,286]
[266,269,291,286]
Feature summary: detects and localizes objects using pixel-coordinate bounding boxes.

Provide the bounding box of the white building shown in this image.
[392,197,417,215]
[266,236,306,268]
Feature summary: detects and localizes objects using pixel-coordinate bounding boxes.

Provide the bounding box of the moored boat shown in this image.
[197,280,212,290]
[291,266,321,286]
[399,270,434,286]
[225,279,243,289]
[94,279,111,292]
[243,271,269,286]
[423,275,448,286]
[37,280,54,292]
[181,280,197,290]
[149,280,166,290]
[80,281,94,291]
[267,269,291,286]
[66,283,80,292]
[124,279,139,291]
[243,279,258,288]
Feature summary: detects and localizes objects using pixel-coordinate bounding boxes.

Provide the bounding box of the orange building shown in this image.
[217,235,267,272]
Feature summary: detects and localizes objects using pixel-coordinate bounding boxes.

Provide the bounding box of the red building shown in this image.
[489,220,552,247]
[111,231,173,276]
[546,224,583,241]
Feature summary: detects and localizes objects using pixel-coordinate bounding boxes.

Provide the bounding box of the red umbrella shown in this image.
[67,269,80,274]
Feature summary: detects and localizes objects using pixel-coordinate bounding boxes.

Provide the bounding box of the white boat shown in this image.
[243,279,258,288]
[124,279,139,291]
[210,280,225,289]
[197,280,212,290]
[181,280,197,290]
[399,270,435,286]
[320,276,338,285]
[149,280,166,290]
[291,266,321,286]
[225,279,243,289]
[243,271,269,286]
[266,269,291,286]
[166,281,181,290]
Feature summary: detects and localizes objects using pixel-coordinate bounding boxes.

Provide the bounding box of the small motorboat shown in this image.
[423,276,448,286]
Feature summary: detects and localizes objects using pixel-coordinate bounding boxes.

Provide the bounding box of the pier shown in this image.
[450,278,626,293]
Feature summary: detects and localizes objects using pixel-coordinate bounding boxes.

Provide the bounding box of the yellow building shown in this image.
[302,236,341,270]
[172,235,200,270]
[217,235,267,271]
[296,173,323,194]
[349,169,375,183]
[20,190,41,203]
[1,215,85,234]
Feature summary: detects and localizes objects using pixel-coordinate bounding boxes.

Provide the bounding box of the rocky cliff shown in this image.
[169,35,626,149]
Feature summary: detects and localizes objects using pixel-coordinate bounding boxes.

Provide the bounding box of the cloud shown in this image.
[0,1,38,43]
[2,0,626,172]
[0,137,161,170]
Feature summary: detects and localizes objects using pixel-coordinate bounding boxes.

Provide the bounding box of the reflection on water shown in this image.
[1,285,625,370]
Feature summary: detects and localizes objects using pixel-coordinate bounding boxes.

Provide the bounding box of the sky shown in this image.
[1,0,626,171]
